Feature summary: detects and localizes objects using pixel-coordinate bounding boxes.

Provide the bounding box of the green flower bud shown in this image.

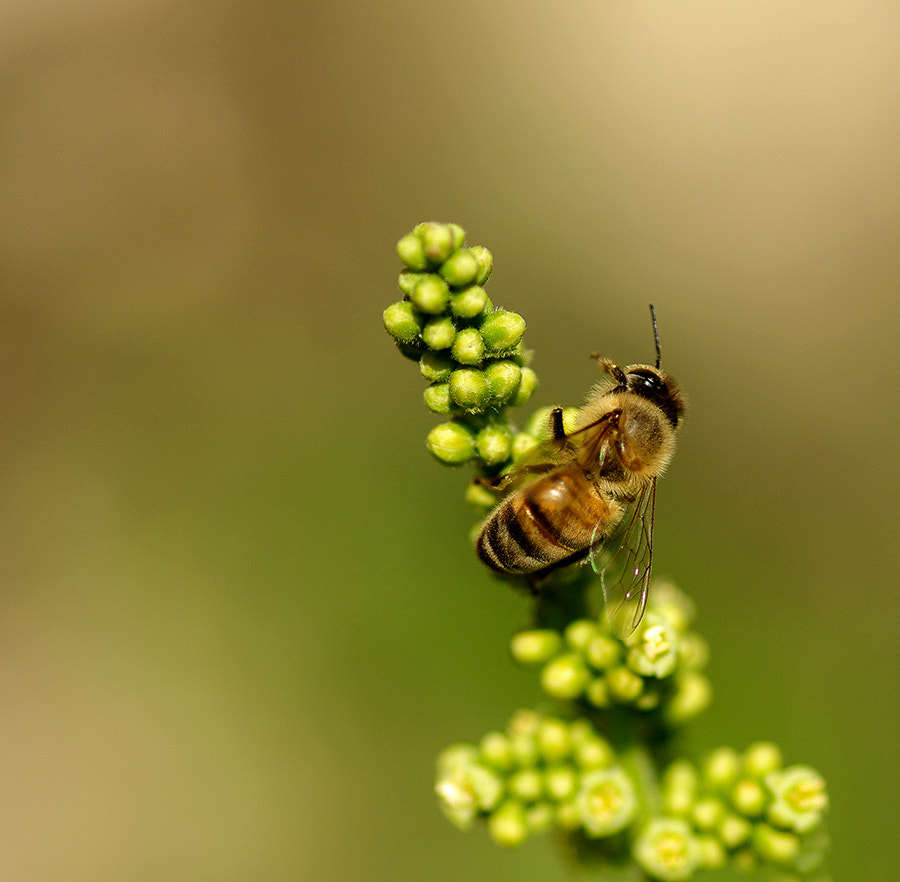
[696,835,727,870]
[509,769,543,803]
[577,767,638,837]
[511,431,539,462]
[508,733,539,769]
[691,796,725,831]
[702,747,741,793]
[415,221,459,266]
[536,718,571,763]
[383,300,423,342]
[605,665,644,704]
[665,671,712,726]
[510,629,562,665]
[625,614,678,678]
[469,244,493,285]
[479,731,513,771]
[476,424,513,466]
[752,822,800,865]
[717,812,752,848]
[422,316,456,350]
[508,708,541,739]
[426,422,475,464]
[507,341,527,365]
[731,777,767,817]
[410,275,450,314]
[440,249,480,287]
[586,633,621,670]
[561,407,581,433]
[447,223,466,251]
[565,719,590,744]
[633,818,701,882]
[525,801,554,834]
[677,632,709,671]
[743,742,783,778]
[647,580,695,632]
[564,618,597,651]
[487,799,529,848]
[662,760,699,816]
[397,233,429,270]
[435,747,503,829]
[574,735,615,770]
[465,480,496,509]
[481,309,526,354]
[460,763,505,813]
[423,382,453,414]
[524,406,556,440]
[585,677,611,708]
[484,360,522,404]
[434,783,479,832]
[449,368,490,410]
[556,799,581,831]
[634,690,661,711]
[512,366,538,406]
[398,270,429,296]
[764,765,828,834]
[545,764,578,802]
[419,350,454,382]
[449,285,489,318]
[451,327,485,365]
[540,653,590,699]
[436,743,479,777]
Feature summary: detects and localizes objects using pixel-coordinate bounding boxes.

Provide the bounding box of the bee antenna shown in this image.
[649,304,662,369]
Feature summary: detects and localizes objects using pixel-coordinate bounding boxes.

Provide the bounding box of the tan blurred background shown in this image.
[1,3,898,879]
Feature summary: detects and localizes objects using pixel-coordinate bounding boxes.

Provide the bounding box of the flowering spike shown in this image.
[384,224,829,879]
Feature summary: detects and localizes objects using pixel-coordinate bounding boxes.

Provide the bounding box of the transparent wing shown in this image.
[481,408,617,498]
[477,438,565,499]
[589,478,657,637]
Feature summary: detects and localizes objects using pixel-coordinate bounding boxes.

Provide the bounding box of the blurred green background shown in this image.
[1,3,898,880]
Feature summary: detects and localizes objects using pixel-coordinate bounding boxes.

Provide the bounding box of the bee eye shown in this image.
[628,369,665,398]
[627,368,682,428]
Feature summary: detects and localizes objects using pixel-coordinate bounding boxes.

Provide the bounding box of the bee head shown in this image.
[625,366,684,428]
[590,307,684,428]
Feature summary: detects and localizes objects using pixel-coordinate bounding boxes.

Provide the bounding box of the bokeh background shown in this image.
[1,3,898,880]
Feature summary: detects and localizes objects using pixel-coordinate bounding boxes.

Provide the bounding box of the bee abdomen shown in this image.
[477,466,617,575]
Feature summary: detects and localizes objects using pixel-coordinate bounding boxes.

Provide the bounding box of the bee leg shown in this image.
[549,407,566,441]
[473,474,507,493]
[591,354,628,387]
[549,406,579,458]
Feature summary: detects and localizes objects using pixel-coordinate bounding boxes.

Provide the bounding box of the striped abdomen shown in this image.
[476,463,623,576]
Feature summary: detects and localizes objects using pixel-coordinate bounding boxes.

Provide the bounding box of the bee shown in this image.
[475,306,685,633]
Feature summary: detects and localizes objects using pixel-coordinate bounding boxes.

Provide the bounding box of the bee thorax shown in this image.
[614,404,673,477]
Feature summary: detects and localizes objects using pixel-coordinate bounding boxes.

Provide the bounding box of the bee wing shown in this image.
[485,408,618,495]
[589,478,657,637]
[479,440,564,497]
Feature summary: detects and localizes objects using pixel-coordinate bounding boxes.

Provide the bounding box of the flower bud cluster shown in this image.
[436,713,828,880]
[383,223,537,466]
[383,224,829,879]
[644,745,829,879]
[510,581,712,725]
[435,710,638,849]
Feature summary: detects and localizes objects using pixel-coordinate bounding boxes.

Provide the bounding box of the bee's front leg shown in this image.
[549,406,566,441]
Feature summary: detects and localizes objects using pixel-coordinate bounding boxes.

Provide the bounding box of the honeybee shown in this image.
[475,306,685,633]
